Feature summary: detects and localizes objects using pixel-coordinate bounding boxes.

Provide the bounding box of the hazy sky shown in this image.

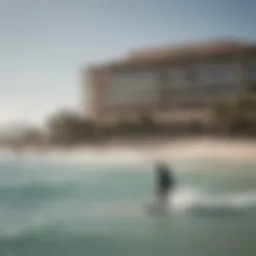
[1,0,256,125]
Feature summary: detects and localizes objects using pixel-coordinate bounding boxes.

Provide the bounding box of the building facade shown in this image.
[84,39,256,124]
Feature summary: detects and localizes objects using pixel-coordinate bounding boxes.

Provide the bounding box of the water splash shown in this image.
[170,188,256,214]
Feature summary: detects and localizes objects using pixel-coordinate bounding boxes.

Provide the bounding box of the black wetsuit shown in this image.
[156,164,175,196]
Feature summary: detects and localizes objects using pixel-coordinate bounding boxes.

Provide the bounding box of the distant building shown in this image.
[83,39,256,124]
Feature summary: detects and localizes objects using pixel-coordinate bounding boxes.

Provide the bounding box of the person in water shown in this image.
[155,162,175,209]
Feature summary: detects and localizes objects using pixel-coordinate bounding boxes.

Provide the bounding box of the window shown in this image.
[249,65,256,83]
[197,63,240,86]
[108,70,159,106]
[167,68,189,88]
[249,65,256,93]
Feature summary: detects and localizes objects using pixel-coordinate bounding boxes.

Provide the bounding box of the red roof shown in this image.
[127,39,255,62]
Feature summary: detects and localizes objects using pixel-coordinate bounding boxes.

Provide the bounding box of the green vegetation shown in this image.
[2,95,256,148]
[46,109,97,145]
[212,95,256,137]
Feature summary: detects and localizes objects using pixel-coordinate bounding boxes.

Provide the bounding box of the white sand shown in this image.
[0,138,255,165]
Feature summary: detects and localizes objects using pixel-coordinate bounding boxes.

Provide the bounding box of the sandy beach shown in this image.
[1,138,255,165]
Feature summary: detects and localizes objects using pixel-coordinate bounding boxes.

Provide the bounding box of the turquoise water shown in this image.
[0,156,256,256]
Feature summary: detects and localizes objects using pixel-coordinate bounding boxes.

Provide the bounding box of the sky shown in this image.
[0,0,256,126]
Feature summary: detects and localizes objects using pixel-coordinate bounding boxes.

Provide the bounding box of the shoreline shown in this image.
[0,138,255,164]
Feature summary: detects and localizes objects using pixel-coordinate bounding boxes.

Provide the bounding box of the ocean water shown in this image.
[0,154,256,256]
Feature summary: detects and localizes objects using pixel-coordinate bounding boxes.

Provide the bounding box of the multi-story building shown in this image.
[83,39,256,124]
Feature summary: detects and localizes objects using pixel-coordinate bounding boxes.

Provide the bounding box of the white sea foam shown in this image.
[171,188,256,213]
